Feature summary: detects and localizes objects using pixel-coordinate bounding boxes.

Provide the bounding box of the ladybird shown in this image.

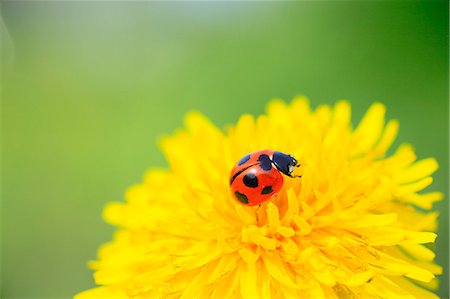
[229,150,301,206]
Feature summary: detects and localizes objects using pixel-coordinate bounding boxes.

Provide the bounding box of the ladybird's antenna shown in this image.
[255,204,261,223]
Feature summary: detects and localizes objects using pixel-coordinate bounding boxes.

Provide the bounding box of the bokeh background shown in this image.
[1,2,448,298]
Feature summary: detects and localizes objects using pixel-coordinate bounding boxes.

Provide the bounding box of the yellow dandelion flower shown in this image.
[76,97,443,299]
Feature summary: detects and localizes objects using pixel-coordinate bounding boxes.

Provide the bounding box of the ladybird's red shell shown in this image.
[230,150,284,206]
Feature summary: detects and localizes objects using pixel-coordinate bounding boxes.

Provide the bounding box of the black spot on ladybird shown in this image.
[258,154,272,171]
[237,154,251,166]
[243,173,258,188]
[234,191,249,204]
[261,186,273,194]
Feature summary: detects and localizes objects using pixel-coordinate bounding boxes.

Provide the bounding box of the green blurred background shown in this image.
[1,2,448,298]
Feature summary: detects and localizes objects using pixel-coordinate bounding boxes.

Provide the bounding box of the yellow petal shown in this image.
[280,238,299,256]
[333,100,351,126]
[211,268,239,299]
[354,248,435,282]
[172,245,223,270]
[207,253,239,285]
[290,96,311,117]
[254,260,273,299]
[355,227,437,246]
[387,246,442,276]
[300,201,315,220]
[102,202,127,226]
[239,247,260,264]
[125,183,150,204]
[181,263,213,299]
[262,252,300,289]
[281,188,299,225]
[389,277,440,299]
[260,237,278,250]
[74,286,128,299]
[315,104,332,129]
[304,279,327,299]
[230,114,256,155]
[365,275,415,299]
[344,271,373,286]
[266,201,281,228]
[352,102,386,154]
[277,226,295,238]
[399,192,443,210]
[240,261,259,299]
[293,215,312,235]
[400,244,435,261]
[384,143,416,168]
[336,213,397,229]
[235,204,257,225]
[395,158,439,184]
[311,266,336,286]
[312,189,332,213]
[266,99,289,125]
[298,246,315,265]
[395,177,433,197]
[373,119,399,156]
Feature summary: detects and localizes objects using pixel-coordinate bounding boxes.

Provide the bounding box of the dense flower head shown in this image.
[76,97,442,299]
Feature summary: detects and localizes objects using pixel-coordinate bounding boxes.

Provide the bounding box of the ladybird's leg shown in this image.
[289,173,302,178]
[255,204,269,225]
[290,164,302,178]
[290,170,302,178]
[255,204,260,223]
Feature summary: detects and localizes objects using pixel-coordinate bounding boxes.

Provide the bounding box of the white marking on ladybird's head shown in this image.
[288,165,294,174]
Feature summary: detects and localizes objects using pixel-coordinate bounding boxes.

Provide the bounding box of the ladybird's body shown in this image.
[230,150,300,206]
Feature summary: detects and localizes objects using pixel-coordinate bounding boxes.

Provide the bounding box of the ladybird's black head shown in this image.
[272,151,299,177]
